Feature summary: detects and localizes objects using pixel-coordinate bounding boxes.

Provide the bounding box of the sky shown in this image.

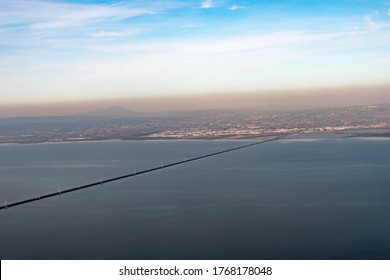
[1,0,390,113]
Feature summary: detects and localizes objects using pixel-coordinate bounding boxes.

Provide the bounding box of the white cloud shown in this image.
[91,30,140,38]
[30,7,151,30]
[364,15,379,31]
[201,0,213,9]
[0,55,24,67]
[388,8,390,16]
[0,0,153,30]
[229,5,245,10]
[90,31,341,55]
[379,57,390,64]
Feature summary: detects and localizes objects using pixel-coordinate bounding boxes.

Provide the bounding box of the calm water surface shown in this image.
[0,136,389,259]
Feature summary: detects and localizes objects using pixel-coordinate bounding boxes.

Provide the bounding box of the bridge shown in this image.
[0,136,286,210]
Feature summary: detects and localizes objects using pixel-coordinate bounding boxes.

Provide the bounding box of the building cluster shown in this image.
[0,104,389,143]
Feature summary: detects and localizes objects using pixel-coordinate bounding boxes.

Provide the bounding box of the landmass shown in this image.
[0,103,389,144]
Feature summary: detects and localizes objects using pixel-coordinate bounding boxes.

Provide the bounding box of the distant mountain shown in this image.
[153,109,253,119]
[75,106,148,118]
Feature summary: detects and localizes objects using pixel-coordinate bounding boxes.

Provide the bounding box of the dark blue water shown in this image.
[0,136,389,259]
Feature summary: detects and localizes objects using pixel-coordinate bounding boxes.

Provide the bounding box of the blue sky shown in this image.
[1,0,390,107]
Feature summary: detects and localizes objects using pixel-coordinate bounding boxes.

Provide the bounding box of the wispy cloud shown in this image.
[90,31,342,56]
[1,0,390,104]
[0,0,153,30]
[364,15,379,31]
[379,57,390,65]
[30,8,151,30]
[228,5,245,11]
[201,0,214,9]
[0,55,23,67]
[91,29,140,38]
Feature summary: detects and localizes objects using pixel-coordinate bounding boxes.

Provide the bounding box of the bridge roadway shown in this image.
[0,136,285,210]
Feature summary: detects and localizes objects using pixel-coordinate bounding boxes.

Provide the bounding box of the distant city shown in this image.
[0,103,389,144]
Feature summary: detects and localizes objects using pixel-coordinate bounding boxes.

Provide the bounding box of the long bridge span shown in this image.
[0,136,287,210]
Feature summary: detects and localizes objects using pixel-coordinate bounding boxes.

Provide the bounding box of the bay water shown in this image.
[0,136,389,259]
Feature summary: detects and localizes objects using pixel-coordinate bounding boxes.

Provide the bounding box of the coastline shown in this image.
[0,129,389,146]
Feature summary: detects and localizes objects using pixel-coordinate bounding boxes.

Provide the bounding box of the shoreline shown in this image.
[0,136,270,146]
[0,130,389,146]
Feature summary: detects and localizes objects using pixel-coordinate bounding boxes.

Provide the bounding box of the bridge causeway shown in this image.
[0,136,285,210]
